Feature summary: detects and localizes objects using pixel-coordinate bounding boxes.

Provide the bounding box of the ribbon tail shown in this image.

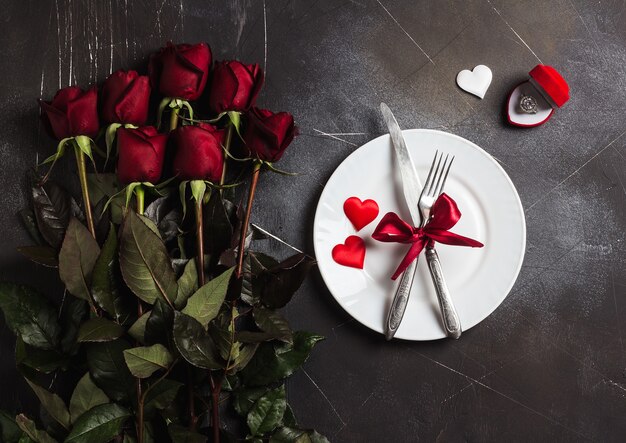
[391,239,426,280]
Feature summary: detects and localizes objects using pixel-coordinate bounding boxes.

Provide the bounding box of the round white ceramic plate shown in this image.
[313,129,526,340]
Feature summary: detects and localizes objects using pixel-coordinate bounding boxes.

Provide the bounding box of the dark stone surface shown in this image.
[1,0,625,441]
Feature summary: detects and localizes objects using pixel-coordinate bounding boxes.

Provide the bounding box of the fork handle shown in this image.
[385,258,418,340]
[425,246,462,339]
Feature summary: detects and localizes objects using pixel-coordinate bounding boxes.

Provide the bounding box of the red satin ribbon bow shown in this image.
[372,193,484,280]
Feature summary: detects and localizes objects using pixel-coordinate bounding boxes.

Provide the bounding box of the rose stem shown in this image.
[236,161,262,278]
[209,373,222,443]
[219,124,234,190]
[74,144,96,238]
[195,192,205,287]
[134,186,145,443]
[170,106,180,131]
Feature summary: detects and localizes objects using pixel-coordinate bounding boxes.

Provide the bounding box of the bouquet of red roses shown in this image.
[0,42,327,443]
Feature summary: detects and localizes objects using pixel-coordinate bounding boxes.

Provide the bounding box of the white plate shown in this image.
[313,129,526,340]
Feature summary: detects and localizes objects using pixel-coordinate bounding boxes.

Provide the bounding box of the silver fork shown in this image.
[385,151,460,339]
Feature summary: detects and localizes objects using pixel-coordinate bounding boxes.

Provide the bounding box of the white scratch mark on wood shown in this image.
[375,0,434,65]
[526,129,626,212]
[263,0,268,74]
[302,369,346,426]
[55,0,61,88]
[485,0,542,64]
[321,132,367,136]
[109,0,114,74]
[251,223,304,254]
[68,0,74,85]
[312,128,358,147]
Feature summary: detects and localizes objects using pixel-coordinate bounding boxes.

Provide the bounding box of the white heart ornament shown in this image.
[456,65,493,99]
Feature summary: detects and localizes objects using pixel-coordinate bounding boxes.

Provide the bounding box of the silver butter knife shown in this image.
[380,103,423,340]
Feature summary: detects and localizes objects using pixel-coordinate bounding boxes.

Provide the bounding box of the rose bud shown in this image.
[243,108,296,162]
[172,124,225,182]
[101,70,151,125]
[208,60,264,113]
[149,42,212,100]
[116,126,168,185]
[40,86,99,140]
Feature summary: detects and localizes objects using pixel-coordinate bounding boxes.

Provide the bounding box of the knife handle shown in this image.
[425,247,462,339]
[385,258,418,340]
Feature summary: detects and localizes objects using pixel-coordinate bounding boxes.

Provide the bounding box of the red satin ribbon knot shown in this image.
[372,193,484,280]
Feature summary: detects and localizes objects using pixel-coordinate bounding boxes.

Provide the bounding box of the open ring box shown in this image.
[507,64,570,127]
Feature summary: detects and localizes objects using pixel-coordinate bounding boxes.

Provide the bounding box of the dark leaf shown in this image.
[144,379,182,412]
[128,311,151,344]
[122,344,173,378]
[0,283,60,350]
[144,300,173,347]
[91,224,118,316]
[30,179,71,249]
[18,207,45,245]
[241,332,324,386]
[119,211,177,306]
[144,195,182,243]
[174,259,198,309]
[167,424,207,443]
[247,385,286,436]
[209,310,237,362]
[270,427,330,443]
[16,246,58,268]
[252,306,293,344]
[240,254,258,306]
[229,343,258,373]
[77,318,124,342]
[182,267,234,329]
[15,339,67,373]
[86,339,135,402]
[64,403,130,443]
[282,405,297,428]
[69,373,109,424]
[203,193,233,257]
[59,297,88,355]
[59,218,100,304]
[14,414,57,443]
[0,410,22,443]
[259,254,315,309]
[172,312,222,370]
[24,379,70,430]
[233,387,269,416]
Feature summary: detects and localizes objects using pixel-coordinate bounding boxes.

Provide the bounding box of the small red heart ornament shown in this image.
[332,236,366,269]
[343,197,379,231]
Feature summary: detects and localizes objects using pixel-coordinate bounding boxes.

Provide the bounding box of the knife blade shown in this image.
[379,103,423,340]
[379,103,422,226]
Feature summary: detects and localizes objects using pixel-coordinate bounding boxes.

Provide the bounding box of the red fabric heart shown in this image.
[343,197,379,231]
[332,235,366,269]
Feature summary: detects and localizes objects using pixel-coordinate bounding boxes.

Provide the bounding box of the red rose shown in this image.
[40,86,99,140]
[172,124,225,182]
[208,60,264,113]
[117,126,168,184]
[101,70,150,125]
[243,108,296,162]
[149,42,212,100]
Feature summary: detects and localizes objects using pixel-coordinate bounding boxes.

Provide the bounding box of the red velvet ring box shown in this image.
[507,64,570,128]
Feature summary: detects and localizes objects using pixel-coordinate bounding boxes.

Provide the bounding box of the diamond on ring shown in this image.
[519,94,538,114]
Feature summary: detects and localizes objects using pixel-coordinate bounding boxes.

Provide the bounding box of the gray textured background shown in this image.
[1,1,626,442]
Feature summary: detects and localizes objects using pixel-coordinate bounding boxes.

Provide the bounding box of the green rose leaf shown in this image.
[128,311,151,344]
[0,283,60,350]
[86,340,135,402]
[167,424,207,443]
[144,379,182,411]
[0,410,22,443]
[182,267,234,329]
[59,297,88,355]
[119,210,177,306]
[15,414,57,443]
[144,300,173,347]
[77,318,124,343]
[16,338,68,373]
[24,379,70,430]
[259,254,315,309]
[172,312,222,370]
[229,343,258,373]
[30,179,71,249]
[233,387,269,416]
[253,306,293,344]
[269,428,330,443]
[203,193,234,257]
[59,218,100,304]
[18,207,45,246]
[241,332,324,386]
[174,259,198,309]
[16,246,58,268]
[69,373,110,424]
[64,403,130,443]
[247,385,287,436]
[91,224,118,316]
[122,344,173,378]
